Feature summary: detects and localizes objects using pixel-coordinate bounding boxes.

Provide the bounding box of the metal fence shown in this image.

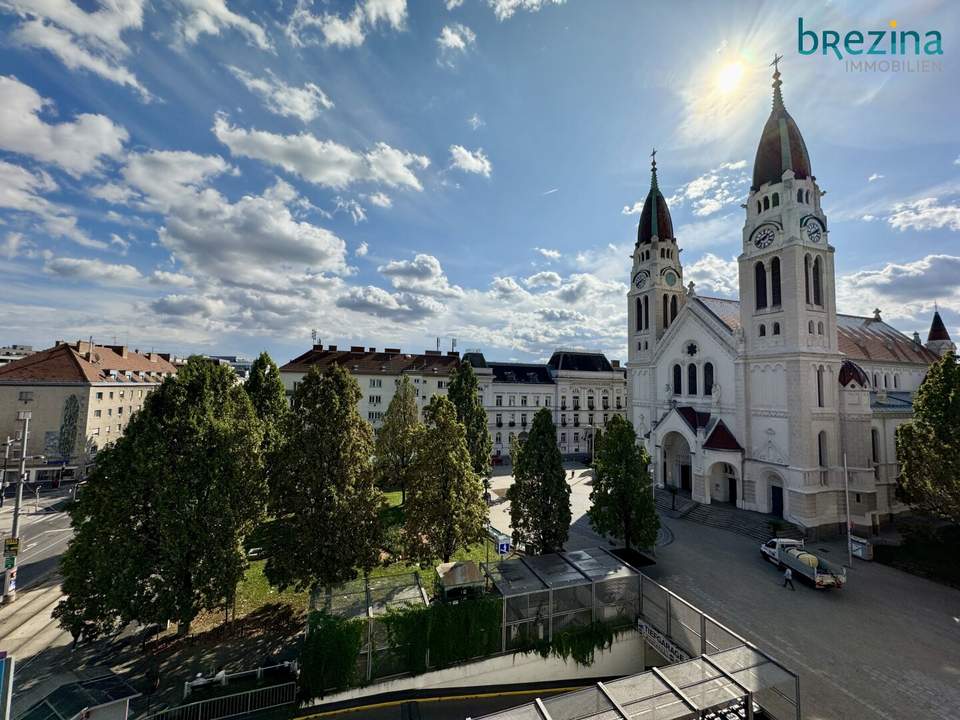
[140,682,296,720]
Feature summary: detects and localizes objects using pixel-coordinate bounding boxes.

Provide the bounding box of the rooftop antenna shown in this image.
[311,328,317,343]
[436,337,440,351]
[451,338,457,352]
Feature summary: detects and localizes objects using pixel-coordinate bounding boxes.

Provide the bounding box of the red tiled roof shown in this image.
[280,346,460,376]
[0,342,177,384]
[703,419,743,452]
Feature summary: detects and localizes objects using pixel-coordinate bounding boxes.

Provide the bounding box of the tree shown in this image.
[587,415,659,551]
[405,396,487,563]
[265,364,385,593]
[896,350,960,523]
[374,376,421,503]
[244,352,289,456]
[507,408,571,554]
[447,361,492,487]
[54,358,266,637]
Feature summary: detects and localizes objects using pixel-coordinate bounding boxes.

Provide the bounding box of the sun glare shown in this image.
[717,61,744,94]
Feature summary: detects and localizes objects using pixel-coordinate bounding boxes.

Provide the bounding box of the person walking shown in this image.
[782,567,795,591]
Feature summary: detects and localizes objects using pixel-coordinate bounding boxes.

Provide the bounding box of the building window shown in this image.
[496,432,502,444]
[437,381,445,389]
[704,363,714,396]
[496,414,503,427]
[117,406,123,415]
[643,295,649,330]
[573,396,580,410]
[808,320,815,334]
[663,294,669,329]
[687,364,697,395]
[818,431,827,467]
[521,395,527,407]
[670,295,678,322]
[884,374,889,389]
[370,378,381,387]
[109,392,114,399]
[574,414,580,427]
[806,190,811,203]
[94,409,102,418]
[873,373,879,388]
[804,255,812,304]
[797,188,803,203]
[816,366,824,407]
[508,396,515,406]
[588,413,594,425]
[672,364,682,395]
[496,395,502,406]
[603,414,608,425]
[521,414,527,427]
[812,256,823,306]
[759,324,766,337]
[893,374,899,389]
[96,392,103,401]
[772,192,780,208]
[817,321,824,335]
[573,433,579,443]
[755,262,767,310]
[545,396,551,407]
[17,391,34,402]
[635,297,642,331]
[561,432,566,443]
[369,395,381,404]
[757,200,761,214]
[871,428,880,463]
[561,414,567,427]
[763,195,770,211]
[773,322,781,335]
[771,257,781,306]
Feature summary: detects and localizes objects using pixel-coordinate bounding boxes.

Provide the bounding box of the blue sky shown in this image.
[1,0,958,365]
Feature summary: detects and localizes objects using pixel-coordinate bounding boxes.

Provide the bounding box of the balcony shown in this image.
[602,403,609,410]
[573,403,580,411]
[496,421,503,427]
[587,403,595,411]
[561,420,567,427]
[574,420,580,427]
[508,421,516,427]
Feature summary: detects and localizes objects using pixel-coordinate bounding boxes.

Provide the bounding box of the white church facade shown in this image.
[626,66,955,537]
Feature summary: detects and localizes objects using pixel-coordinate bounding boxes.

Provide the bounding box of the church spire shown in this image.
[771,53,785,110]
[649,148,659,238]
[751,55,812,191]
[636,149,674,246]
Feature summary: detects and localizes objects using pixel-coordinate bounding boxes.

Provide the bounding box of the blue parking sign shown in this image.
[497,536,510,555]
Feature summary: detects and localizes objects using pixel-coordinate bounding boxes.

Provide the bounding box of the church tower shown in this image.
[925,309,956,357]
[627,152,684,368]
[738,61,845,527]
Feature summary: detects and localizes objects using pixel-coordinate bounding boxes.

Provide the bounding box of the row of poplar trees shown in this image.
[54,350,660,641]
[54,354,492,639]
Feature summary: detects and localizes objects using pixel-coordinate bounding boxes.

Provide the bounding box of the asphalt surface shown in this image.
[0,485,73,592]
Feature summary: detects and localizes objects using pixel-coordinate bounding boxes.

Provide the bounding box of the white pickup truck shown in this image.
[761,538,846,589]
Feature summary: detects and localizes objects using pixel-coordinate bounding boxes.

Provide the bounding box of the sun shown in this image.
[716,61,745,94]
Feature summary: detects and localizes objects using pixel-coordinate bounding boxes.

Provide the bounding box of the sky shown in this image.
[1,0,959,365]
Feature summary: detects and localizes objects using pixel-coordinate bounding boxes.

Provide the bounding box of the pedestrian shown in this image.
[782,567,795,591]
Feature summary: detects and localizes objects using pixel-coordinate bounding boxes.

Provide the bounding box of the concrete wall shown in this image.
[308,629,646,707]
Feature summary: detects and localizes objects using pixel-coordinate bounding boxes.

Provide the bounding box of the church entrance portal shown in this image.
[728,476,737,505]
[680,464,692,492]
[662,431,693,495]
[771,485,784,518]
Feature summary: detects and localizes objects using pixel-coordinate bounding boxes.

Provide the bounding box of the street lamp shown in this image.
[2,407,43,604]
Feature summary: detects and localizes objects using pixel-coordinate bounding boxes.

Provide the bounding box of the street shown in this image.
[1,486,74,591]
[487,464,960,720]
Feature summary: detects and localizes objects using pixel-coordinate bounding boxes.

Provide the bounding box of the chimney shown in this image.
[368,347,376,352]
[107,344,128,358]
[350,345,365,353]
[385,347,401,354]
[158,353,172,362]
[873,308,882,321]
[912,331,921,345]
[313,344,323,351]
[610,359,620,368]
[425,350,441,356]
[327,344,338,351]
[447,351,460,358]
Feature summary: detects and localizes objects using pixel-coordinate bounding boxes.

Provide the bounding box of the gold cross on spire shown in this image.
[770,53,783,72]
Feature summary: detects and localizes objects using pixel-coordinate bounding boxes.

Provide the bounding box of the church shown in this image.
[626,65,955,537]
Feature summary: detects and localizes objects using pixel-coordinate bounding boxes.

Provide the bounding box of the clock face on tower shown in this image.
[804,217,823,243]
[752,226,776,249]
[633,271,650,289]
[664,270,677,287]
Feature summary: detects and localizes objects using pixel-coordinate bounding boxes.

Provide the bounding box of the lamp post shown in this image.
[1,437,13,509]
[3,409,37,604]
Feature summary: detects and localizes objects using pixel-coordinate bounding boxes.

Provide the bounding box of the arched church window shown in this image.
[643,296,649,330]
[672,364,682,395]
[817,321,824,335]
[635,297,642,331]
[771,257,782,306]
[884,374,889,389]
[688,364,698,395]
[757,200,762,214]
[773,322,781,335]
[804,255,812,304]
[894,374,899,389]
[759,324,766,337]
[816,366,824,407]
[704,363,714,396]
[797,189,804,203]
[772,192,780,208]
[871,429,880,464]
[755,262,768,310]
[663,294,669,329]
[763,195,770,211]
[812,257,823,305]
[806,190,811,203]
[670,295,678,321]
[873,373,879,388]
[818,431,827,466]
[808,320,815,334]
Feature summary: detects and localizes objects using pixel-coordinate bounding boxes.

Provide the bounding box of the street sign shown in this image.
[497,535,510,556]
[2,539,17,557]
[2,558,11,570]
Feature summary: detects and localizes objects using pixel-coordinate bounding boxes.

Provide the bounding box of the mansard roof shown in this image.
[281,345,460,376]
[488,362,554,385]
[547,351,615,373]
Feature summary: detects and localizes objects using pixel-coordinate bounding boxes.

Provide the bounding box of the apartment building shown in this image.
[0,341,178,483]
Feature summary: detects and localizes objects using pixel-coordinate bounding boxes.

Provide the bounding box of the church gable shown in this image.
[652,299,737,367]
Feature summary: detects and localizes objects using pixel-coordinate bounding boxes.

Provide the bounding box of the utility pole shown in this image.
[843,452,853,569]
[0,437,12,509]
[2,411,30,604]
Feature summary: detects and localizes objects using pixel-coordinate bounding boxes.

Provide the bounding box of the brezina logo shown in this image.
[798,17,943,72]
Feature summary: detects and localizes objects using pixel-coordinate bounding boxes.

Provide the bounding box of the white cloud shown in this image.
[954,156,960,166]
[685,253,739,298]
[109,233,130,253]
[2,232,28,259]
[553,273,622,304]
[44,256,143,285]
[449,145,491,177]
[467,113,484,130]
[490,276,526,299]
[378,253,464,297]
[0,75,128,176]
[213,115,430,191]
[0,159,105,249]
[841,255,960,305]
[122,150,232,210]
[525,271,561,288]
[152,294,225,317]
[285,0,406,48]
[861,214,877,222]
[150,270,196,287]
[365,191,392,208]
[446,0,464,8]
[664,160,748,217]
[621,201,644,216]
[175,0,272,51]
[535,247,561,260]
[538,307,586,323]
[355,241,369,257]
[227,66,332,123]
[334,196,367,224]
[867,173,884,182]
[437,23,476,66]
[488,0,564,21]
[3,1,150,99]
[887,197,960,232]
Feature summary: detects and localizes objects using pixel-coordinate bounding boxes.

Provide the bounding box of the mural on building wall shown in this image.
[58,394,80,462]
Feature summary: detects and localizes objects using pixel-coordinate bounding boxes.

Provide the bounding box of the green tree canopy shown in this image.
[406,395,487,563]
[374,375,421,503]
[896,350,960,523]
[448,361,492,484]
[54,357,266,637]
[507,408,571,554]
[265,364,385,593]
[587,415,659,551]
[244,352,289,452]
